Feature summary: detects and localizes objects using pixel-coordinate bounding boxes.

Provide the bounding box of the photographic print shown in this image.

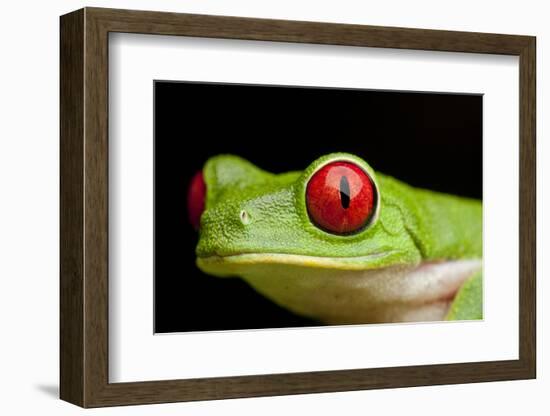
[60,9,536,406]
[154,81,482,332]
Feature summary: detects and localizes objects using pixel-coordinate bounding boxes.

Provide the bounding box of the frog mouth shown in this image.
[196,251,399,273]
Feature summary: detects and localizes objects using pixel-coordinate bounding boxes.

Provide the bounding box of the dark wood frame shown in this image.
[60,7,536,408]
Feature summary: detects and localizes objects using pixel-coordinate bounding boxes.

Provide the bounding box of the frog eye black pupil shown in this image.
[339,176,351,209]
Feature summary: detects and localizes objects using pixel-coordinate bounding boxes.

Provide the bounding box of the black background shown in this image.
[154,81,482,333]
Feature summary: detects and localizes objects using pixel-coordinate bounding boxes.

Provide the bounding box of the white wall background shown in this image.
[0,0,545,414]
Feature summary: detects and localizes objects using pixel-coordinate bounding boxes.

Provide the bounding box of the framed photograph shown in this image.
[60,7,536,407]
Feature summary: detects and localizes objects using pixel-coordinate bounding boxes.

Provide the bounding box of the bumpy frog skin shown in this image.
[194,153,482,324]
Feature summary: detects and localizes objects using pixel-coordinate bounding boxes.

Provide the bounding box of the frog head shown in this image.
[192,153,421,276]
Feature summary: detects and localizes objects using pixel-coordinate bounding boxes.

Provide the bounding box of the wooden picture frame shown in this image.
[60,7,536,408]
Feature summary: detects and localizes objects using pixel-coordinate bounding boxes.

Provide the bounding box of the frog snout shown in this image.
[195,201,253,257]
[187,168,252,234]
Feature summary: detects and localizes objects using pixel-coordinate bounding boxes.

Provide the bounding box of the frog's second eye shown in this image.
[187,170,206,230]
[306,161,376,235]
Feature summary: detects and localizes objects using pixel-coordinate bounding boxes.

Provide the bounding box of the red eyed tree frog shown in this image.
[187,153,482,325]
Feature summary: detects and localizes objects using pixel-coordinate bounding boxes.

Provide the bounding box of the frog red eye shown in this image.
[187,170,206,230]
[306,161,377,234]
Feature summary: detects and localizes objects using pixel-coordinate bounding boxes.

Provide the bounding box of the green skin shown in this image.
[196,153,482,324]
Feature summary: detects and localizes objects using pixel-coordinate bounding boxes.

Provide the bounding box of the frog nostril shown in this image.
[239,210,250,225]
